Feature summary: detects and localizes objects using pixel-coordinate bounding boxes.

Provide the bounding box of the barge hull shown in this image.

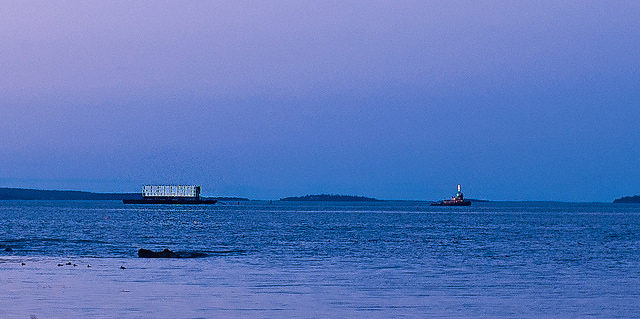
[123,199,217,205]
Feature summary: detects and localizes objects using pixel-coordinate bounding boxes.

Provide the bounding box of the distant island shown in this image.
[0,187,139,200]
[280,194,381,202]
[613,195,640,203]
[210,197,250,201]
[0,187,251,201]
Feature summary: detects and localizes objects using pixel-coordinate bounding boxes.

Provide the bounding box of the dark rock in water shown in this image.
[65,262,72,265]
[138,248,208,258]
[4,247,12,252]
[120,266,126,269]
[138,248,177,258]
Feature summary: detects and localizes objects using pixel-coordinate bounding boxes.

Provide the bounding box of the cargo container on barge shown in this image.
[123,185,217,204]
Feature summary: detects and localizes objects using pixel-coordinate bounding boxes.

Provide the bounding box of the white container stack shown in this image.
[142,185,200,198]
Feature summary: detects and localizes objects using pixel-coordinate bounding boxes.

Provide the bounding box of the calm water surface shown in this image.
[1,200,640,318]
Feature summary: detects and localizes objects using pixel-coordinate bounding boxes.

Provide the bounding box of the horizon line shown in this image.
[0,186,624,203]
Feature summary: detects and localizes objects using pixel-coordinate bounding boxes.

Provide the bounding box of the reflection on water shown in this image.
[1,200,640,317]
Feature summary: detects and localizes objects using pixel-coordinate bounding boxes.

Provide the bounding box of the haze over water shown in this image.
[1,2,640,201]
[2,200,640,317]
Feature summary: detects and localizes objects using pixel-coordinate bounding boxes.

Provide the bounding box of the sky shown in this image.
[1,1,639,201]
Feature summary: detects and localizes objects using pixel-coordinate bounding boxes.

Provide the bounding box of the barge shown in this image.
[123,185,217,204]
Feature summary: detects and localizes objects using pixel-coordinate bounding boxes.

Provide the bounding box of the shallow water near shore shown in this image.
[1,200,640,318]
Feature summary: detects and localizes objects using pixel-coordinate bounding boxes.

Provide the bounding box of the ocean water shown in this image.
[1,200,640,318]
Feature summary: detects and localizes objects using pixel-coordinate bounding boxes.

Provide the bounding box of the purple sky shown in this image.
[1,1,639,201]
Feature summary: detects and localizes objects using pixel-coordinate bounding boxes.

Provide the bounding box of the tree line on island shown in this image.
[0,188,378,202]
[613,195,640,203]
[279,194,381,202]
[0,188,139,200]
[0,188,376,202]
[2,187,640,203]
[0,188,248,201]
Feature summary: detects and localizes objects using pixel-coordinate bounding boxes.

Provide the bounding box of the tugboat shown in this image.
[431,184,471,206]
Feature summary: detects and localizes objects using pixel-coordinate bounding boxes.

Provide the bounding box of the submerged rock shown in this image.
[137,248,208,258]
[4,247,12,252]
[138,248,177,258]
